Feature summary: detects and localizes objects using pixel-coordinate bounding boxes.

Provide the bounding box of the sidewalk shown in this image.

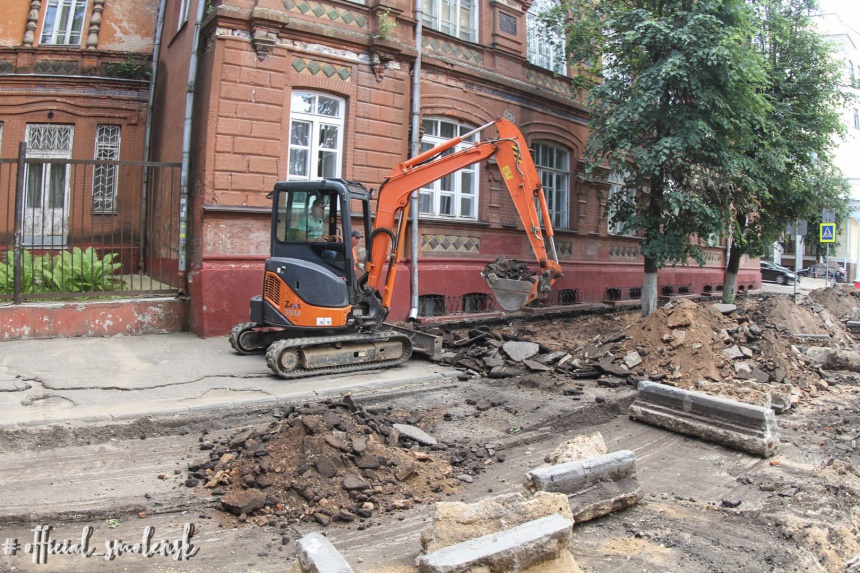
[0,333,459,429]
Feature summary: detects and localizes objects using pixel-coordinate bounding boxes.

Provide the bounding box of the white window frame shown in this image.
[422,0,478,42]
[526,0,566,75]
[608,171,637,237]
[40,0,89,46]
[418,118,479,220]
[532,142,569,229]
[287,92,345,181]
[854,108,860,130]
[92,125,121,214]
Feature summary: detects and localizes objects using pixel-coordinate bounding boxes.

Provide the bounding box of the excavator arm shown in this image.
[364,117,564,311]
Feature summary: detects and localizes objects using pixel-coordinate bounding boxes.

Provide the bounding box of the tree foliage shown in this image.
[555,0,849,311]
[726,0,849,281]
[555,0,768,314]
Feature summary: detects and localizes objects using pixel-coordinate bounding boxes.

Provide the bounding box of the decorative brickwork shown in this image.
[291,57,352,80]
[33,60,80,75]
[422,36,484,64]
[282,0,369,28]
[609,244,640,259]
[0,61,12,74]
[525,70,573,95]
[421,234,481,253]
[554,241,572,257]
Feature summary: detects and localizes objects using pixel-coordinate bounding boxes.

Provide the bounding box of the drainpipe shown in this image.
[408,0,423,321]
[178,0,208,293]
[140,0,167,270]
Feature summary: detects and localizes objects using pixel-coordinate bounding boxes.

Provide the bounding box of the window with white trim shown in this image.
[93,125,121,214]
[40,0,88,46]
[532,142,569,229]
[526,0,566,75]
[608,171,636,236]
[422,0,477,42]
[418,118,478,219]
[287,93,344,181]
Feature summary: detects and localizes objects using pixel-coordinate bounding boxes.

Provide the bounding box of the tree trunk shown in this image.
[641,257,659,317]
[722,218,744,304]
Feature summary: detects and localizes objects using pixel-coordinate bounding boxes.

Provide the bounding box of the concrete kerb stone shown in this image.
[295,532,353,573]
[526,450,643,523]
[417,514,573,573]
[629,380,779,457]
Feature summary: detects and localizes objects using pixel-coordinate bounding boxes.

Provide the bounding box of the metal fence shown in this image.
[0,147,182,302]
[417,288,583,317]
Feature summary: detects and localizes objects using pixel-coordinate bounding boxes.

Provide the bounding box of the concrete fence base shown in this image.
[417,514,573,573]
[526,450,642,523]
[628,380,779,457]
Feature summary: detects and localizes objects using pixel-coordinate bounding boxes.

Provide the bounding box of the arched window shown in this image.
[418,117,478,219]
[608,171,636,236]
[532,142,569,229]
[287,92,345,181]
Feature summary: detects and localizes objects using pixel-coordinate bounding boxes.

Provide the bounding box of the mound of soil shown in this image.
[187,397,497,528]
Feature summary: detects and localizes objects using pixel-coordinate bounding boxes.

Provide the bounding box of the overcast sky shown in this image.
[818,0,860,30]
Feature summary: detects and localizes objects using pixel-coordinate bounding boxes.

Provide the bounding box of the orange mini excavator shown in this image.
[230,117,563,378]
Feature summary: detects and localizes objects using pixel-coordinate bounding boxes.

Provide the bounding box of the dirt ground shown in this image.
[2,287,860,572]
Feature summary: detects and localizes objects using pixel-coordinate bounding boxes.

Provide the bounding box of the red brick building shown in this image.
[1,0,758,338]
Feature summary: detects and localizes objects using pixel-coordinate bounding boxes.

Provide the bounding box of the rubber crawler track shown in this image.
[265,331,414,379]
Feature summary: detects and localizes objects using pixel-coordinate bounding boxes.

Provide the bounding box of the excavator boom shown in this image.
[365,117,563,311]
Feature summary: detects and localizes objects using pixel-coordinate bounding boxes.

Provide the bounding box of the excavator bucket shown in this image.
[484,275,536,311]
[481,257,540,311]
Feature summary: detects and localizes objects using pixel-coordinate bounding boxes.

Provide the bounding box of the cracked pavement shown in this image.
[0,333,460,428]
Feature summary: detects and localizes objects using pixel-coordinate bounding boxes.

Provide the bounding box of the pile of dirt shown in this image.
[481,256,535,282]
[186,396,498,528]
[438,287,860,411]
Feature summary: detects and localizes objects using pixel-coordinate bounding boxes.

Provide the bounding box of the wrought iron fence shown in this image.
[417,288,583,317]
[0,148,182,302]
[604,286,642,301]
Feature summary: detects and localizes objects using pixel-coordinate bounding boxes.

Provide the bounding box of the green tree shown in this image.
[722,0,849,301]
[558,0,768,315]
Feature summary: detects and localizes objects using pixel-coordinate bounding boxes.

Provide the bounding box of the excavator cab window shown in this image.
[276,188,349,272]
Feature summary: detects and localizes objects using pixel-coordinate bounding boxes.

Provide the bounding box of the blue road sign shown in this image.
[820,223,836,243]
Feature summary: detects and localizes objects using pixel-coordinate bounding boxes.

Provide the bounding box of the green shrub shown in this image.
[0,247,125,295]
[47,247,124,292]
[0,250,52,294]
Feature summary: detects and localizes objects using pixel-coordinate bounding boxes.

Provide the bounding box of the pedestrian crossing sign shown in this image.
[820,223,836,243]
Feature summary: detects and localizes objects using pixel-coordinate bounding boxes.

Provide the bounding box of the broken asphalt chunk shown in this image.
[392,423,438,446]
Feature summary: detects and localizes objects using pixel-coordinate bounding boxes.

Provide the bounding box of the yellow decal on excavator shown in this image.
[501,165,514,180]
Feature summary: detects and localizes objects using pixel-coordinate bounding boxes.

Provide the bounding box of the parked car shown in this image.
[760,261,796,285]
[797,263,845,281]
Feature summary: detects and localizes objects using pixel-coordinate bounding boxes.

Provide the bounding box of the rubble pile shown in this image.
[439,285,860,412]
[187,397,500,527]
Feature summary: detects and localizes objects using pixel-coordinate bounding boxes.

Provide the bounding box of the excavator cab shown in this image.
[236,180,377,340]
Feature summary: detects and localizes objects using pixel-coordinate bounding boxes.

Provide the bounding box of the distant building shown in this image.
[798,12,860,279]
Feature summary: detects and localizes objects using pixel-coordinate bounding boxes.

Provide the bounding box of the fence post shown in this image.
[13,141,26,305]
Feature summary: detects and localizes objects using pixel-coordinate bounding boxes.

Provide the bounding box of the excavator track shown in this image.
[265,331,413,379]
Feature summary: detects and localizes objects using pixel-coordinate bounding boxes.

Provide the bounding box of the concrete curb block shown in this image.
[629,380,779,457]
[417,514,573,573]
[526,450,642,523]
[295,533,353,573]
